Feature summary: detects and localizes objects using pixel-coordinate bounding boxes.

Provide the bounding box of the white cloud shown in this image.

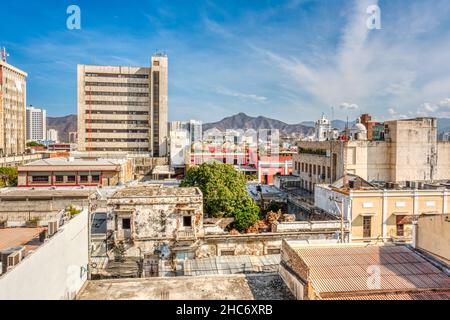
[251,0,450,120]
[339,103,359,110]
[215,86,268,103]
[417,98,450,117]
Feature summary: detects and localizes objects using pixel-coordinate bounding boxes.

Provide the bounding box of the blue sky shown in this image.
[1,0,450,122]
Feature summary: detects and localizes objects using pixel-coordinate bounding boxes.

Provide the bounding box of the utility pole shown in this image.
[332,197,346,243]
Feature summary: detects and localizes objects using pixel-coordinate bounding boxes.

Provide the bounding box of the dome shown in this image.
[352,123,367,132]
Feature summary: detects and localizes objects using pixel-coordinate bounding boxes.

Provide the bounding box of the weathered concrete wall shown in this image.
[110,194,203,240]
[0,198,91,226]
[0,210,89,300]
[416,214,450,264]
[272,220,349,233]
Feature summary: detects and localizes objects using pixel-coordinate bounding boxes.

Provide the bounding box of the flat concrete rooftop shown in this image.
[0,187,98,199]
[111,185,201,198]
[77,273,294,300]
[0,228,44,251]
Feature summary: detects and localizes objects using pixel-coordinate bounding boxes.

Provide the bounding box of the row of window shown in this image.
[85,73,149,79]
[85,101,149,106]
[85,91,149,97]
[85,110,149,115]
[85,119,149,125]
[295,161,331,179]
[85,129,149,133]
[31,175,100,183]
[86,138,149,143]
[85,81,148,88]
[86,147,150,152]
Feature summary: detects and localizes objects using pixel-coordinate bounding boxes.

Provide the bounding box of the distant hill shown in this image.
[47,114,77,143]
[203,113,315,136]
[45,113,450,143]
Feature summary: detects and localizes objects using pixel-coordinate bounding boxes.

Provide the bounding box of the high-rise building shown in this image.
[189,120,202,144]
[26,106,46,141]
[169,120,202,167]
[77,53,168,156]
[46,128,58,143]
[0,60,27,156]
[69,131,78,144]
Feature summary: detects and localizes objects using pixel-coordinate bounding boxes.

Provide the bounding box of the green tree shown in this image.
[0,167,18,187]
[26,141,45,148]
[181,162,260,231]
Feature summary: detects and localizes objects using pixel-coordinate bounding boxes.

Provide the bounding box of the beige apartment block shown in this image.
[77,54,168,157]
[0,60,27,156]
[295,117,450,191]
[315,183,450,243]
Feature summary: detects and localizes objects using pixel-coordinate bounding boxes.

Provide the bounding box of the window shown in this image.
[363,216,372,238]
[220,250,235,256]
[67,176,76,183]
[80,175,88,183]
[32,176,49,183]
[396,215,405,237]
[122,218,131,229]
[91,175,100,183]
[183,216,192,227]
[55,176,64,183]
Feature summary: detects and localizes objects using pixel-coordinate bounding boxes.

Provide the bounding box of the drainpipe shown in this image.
[411,220,417,249]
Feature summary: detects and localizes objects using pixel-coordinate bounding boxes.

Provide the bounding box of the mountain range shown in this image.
[47,114,77,143]
[46,113,450,143]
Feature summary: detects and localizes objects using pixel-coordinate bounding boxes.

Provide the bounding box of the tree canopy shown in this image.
[181,162,260,231]
[0,167,18,188]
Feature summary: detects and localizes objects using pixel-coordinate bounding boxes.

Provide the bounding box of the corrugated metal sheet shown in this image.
[290,245,450,296]
[324,291,450,300]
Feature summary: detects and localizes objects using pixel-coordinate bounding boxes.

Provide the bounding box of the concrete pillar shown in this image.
[382,190,388,241]
[443,190,448,214]
[413,190,419,215]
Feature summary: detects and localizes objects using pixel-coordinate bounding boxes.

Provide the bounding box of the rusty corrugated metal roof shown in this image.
[290,244,450,298]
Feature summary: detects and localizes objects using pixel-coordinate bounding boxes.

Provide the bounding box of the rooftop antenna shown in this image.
[331,106,335,128]
[1,47,10,63]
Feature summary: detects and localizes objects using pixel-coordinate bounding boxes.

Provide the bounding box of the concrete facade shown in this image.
[0,187,99,227]
[315,183,450,242]
[17,157,133,187]
[0,60,27,156]
[108,185,204,258]
[0,209,89,300]
[46,128,58,143]
[294,118,450,191]
[26,106,46,141]
[77,54,168,156]
[415,214,450,264]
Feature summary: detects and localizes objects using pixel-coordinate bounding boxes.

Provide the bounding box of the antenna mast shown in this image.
[1,47,10,63]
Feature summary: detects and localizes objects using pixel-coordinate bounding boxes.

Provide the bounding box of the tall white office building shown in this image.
[77,53,168,156]
[46,129,59,143]
[26,106,46,141]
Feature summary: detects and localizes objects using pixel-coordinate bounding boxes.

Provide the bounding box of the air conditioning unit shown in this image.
[48,220,59,237]
[1,246,25,274]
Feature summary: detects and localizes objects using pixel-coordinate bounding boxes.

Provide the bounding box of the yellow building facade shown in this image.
[315,185,449,243]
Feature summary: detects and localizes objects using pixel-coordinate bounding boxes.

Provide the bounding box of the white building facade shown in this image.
[26,106,46,141]
[46,128,59,143]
